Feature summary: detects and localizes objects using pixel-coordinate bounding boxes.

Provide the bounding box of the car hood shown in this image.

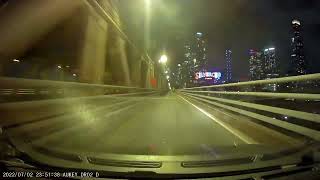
[3,136,318,177]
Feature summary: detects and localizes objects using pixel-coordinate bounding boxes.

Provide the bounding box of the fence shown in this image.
[0,76,161,127]
[178,73,320,141]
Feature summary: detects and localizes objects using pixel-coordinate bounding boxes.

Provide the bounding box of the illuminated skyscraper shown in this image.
[249,49,264,80]
[182,44,194,87]
[290,19,307,75]
[264,47,279,79]
[225,50,232,82]
[193,32,208,71]
[180,32,208,87]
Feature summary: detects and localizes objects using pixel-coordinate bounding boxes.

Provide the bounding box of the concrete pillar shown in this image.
[118,37,131,86]
[140,59,148,88]
[129,53,142,87]
[108,28,131,86]
[145,67,151,89]
[146,63,155,88]
[78,11,108,84]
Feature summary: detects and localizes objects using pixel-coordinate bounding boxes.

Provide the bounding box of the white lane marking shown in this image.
[187,95,242,122]
[178,95,257,144]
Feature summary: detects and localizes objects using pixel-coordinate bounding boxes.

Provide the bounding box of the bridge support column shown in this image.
[129,54,142,87]
[78,10,108,84]
[146,64,155,88]
[145,67,151,89]
[108,30,131,86]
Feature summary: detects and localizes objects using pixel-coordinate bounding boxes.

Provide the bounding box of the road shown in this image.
[3,92,304,157]
[4,92,255,155]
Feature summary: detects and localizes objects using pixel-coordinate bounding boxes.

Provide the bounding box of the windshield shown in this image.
[0,0,320,177]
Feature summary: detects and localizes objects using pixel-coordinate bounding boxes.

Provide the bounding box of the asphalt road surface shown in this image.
[4,92,301,155]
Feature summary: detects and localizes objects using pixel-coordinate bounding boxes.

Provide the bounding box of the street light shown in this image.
[159,55,168,64]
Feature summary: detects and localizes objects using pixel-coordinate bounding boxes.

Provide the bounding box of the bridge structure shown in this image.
[0,73,319,155]
[0,0,167,89]
[0,0,320,175]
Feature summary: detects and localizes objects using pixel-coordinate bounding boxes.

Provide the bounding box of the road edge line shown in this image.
[178,95,257,144]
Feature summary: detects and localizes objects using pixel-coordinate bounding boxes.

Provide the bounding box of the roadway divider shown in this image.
[7,99,142,141]
[0,93,158,128]
[0,77,161,101]
[178,73,320,142]
[0,77,163,127]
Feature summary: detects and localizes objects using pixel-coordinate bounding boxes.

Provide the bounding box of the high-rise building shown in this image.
[225,50,232,82]
[179,32,208,87]
[192,32,208,71]
[182,44,194,87]
[249,49,264,80]
[290,19,307,75]
[264,47,279,79]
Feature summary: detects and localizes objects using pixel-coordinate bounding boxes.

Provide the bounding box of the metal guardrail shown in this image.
[183,73,320,90]
[0,77,155,90]
[181,91,320,101]
[0,77,162,127]
[179,74,320,141]
[0,76,159,98]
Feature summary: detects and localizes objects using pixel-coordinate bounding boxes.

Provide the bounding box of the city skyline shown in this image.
[174,18,305,84]
[121,0,320,81]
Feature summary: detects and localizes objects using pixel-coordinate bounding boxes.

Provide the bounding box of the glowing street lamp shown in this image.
[159,55,168,64]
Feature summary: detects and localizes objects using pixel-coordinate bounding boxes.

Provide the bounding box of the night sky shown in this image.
[120,0,320,80]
